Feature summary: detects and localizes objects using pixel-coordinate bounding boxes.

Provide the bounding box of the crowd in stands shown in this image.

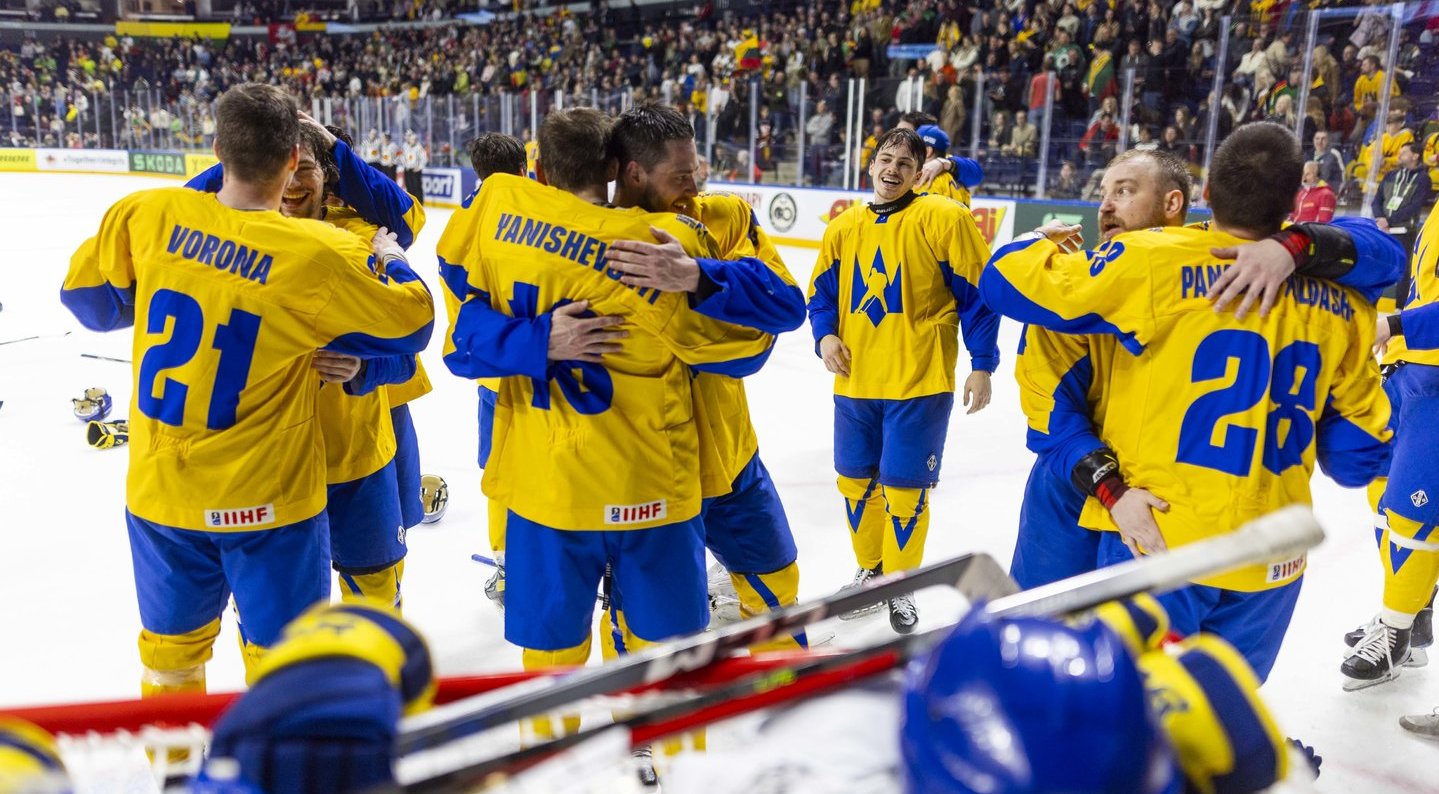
[2,0,1437,203]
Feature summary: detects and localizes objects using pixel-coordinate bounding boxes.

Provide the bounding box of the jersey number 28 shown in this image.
[1176,329,1320,477]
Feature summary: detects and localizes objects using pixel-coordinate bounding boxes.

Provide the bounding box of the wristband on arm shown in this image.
[1273,222,1359,280]
[1071,447,1130,510]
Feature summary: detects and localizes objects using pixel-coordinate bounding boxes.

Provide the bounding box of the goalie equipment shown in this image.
[72,387,112,422]
[87,419,129,450]
[419,475,448,524]
[901,608,1177,794]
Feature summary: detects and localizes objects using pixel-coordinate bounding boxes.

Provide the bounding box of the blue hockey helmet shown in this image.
[901,607,1179,794]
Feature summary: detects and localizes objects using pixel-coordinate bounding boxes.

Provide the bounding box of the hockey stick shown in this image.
[399,505,1323,788]
[0,331,71,346]
[397,552,1017,755]
[81,353,131,363]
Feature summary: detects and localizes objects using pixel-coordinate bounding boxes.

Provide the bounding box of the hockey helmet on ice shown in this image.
[901,607,1179,794]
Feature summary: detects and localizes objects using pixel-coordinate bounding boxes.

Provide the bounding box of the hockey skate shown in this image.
[888,593,918,634]
[707,562,743,627]
[484,560,505,613]
[1400,708,1439,739]
[1341,616,1411,691]
[1344,590,1433,667]
[838,564,884,620]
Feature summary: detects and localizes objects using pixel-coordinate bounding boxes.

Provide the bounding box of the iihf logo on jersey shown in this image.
[1413,490,1430,508]
[926,454,937,472]
[850,249,903,327]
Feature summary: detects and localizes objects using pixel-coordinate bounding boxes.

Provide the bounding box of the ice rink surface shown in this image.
[1,172,1437,791]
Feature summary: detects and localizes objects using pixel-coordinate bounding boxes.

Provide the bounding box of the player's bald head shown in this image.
[214,84,300,184]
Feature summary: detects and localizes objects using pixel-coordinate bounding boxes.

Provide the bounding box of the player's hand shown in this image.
[313,350,362,383]
[1208,239,1293,319]
[372,227,404,263]
[1109,488,1169,557]
[547,300,626,363]
[819,334,851,377]
[298,111,338,148]
[604,227,702,293]
[1034,220,1083,253]
[963,370,992,414]
[1374,313,1394,356]
[915,157,947,190]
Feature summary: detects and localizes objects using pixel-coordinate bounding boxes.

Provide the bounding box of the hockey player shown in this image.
[452,132,527,610]
[902,112,984,205]
[913,125,974,207]
[1341,200,1439,689]
[437,108,770,699]
[0,717,67,790]
[1011,149,1406,590]
[193,599,434,793]
[604,103,809,653]
[59,84,434,693]
[187,114,431,612]
[807,127,1000,634]
[402,130,427,204]
[980,122,1394,680]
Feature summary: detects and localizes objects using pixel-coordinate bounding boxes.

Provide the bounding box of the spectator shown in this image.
[987,109,1011,154]
[1291,161,1337,223]
[1132,124,1158,151]
[1027,57,1060,114]
[1050,159,1083,199]
[1312,130,1346,187]
[1006,109,1038,159]
[940,83,967,144]
[1080,111,1119,166]
[806,99,835,185]
[1355,112,1416,184]
[1372,142,1432,239]
[1234,37,1270,89]
[1353,54,1399,118]
[1158,125,1188,159]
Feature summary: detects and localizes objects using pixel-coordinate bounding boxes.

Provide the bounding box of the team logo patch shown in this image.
[926,454,937,472]
[205,504,277,529]
[769,192,797,233]
[1413,490,1430,508]
[1265,554,1306,584]
[605,500,668,526]
[397,524,408,546]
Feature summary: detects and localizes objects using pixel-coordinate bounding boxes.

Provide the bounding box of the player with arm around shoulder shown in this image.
[60,84,434,692]
[807,127,1000,635]
[979,123,1393,680]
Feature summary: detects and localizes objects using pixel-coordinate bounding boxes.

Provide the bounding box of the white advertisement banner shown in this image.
[422,167,463,205]
[34,148,130,173]
[707,182,1017,250]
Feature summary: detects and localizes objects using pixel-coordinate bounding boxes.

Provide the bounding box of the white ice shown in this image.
[0,172,1436,792]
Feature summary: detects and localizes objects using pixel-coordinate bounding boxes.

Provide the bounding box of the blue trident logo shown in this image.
[850,249,903,327]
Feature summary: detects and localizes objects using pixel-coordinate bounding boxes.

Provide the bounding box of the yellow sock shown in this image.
[521,639,590,740]
[838,476,884,570]
[1380,510,1439,626]
[732,563,806,651]
[338,560,405,612]
[880,485,931,573]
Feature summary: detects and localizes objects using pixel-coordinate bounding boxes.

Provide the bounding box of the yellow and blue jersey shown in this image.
[920,168,972,209]
[982,226,1392,590]
[61,187,435,531]
[685,192,806,495]
[524,140,539,181]
[187,142,432,483]
[807,192,999,401]
[1016,324,1119,481]
[1397,205,1439,360]
[437,174,771,530]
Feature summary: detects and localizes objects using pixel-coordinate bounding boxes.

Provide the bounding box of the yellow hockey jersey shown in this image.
[807,193,999,401]
[1397,204,1439,367]
[686,192,800,496]
[982,227,1392,590]
[61,188,434,531]
[438,174,770,530]
[920,169,972,208]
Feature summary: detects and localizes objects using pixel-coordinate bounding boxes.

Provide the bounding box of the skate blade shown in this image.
[1342,670,1403,691]
[1407,646,1429,668]
[839,604,884,620]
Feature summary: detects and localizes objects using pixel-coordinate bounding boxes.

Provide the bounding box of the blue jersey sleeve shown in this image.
[1315,397,1394,487]
[185,163,224,193]
[1322,217,1405,302]
[691,256,807,335]
[806,257,841,355]
[332,139,421,249]
[443,291,551,381]
[1035,356,1107,482]
[345,354,418,396]
[1400,302,1439,350]
[949,155,984,189]
[945,261,1001,372]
